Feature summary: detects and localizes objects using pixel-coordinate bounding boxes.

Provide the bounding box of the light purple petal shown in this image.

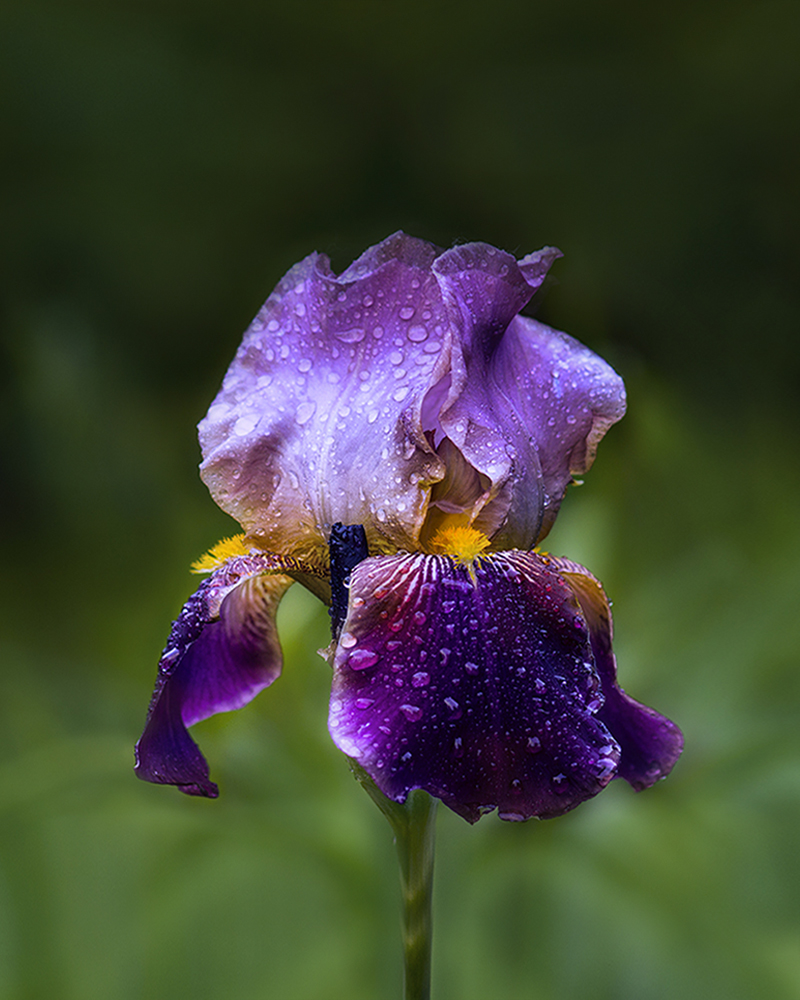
[135,555,293,796]
[199,232,454,558]
[488,318,626,545]
[551,556,684,789]
[328,550,621,823]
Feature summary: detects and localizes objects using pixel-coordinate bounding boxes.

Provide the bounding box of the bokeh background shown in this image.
[2,1,799,998]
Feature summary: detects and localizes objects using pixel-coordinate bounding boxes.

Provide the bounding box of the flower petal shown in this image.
[135,555,294,796]
[328,550,620,822]
[198,232,455,559]
[550,556,684,789]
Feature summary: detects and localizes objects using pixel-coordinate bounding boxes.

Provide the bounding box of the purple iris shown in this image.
[135,232,682,820]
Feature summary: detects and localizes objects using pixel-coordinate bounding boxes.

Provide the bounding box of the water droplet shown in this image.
[464,661,479,675]
[363,294,374,307]
[411,671,430,687]
[348,649,380,670]
[298,358,313,372]
[233,415,258,436]
[526,736,541,753]
[340,632,357,649]
[399,306,415,320]
[414,611,426,625]
[335,327,365,343]
[400,704,423,722]
[444,697,461,718]
[355,698,374,710]
[535,678,546,695]
[551,773,569,793]
[393,386,410,402]
[452,736,464,757]
[510,778,522,795]
[566,414,577,425]
[295,401,316,425]
[408,325,427,342]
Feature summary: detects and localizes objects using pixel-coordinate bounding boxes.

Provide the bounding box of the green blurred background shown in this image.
[2,1,799,998]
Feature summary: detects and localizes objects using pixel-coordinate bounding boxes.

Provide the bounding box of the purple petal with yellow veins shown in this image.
[328,550,621,822]
[549,556,683,788]
[135,555,293,796]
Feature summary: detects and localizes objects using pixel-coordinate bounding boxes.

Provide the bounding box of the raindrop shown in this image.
[551,773,569,793]
[400,704,423,722]
[295,401,316,425]
[407,325,427,342]
[348,649,380,670]
[464,662,479,675]
[355,698,375,710]
[335,327,365,343]
[412,671,430,687]
[399,306,415,320]
[340,632,357,649]
[452,736,464,758]
[526,736,541,753]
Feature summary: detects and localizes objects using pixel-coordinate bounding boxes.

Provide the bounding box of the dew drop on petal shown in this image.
[411,671,430,687]
[340,632,357,649]
[348,649,380,671]
[408,325,427,342]
[399,306,415,320]
[400,704,423,722]
[295,401,316,425]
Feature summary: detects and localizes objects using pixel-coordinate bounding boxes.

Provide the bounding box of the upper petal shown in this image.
[549,556,683,789]
[199,233,454,559]
[135,554,294,796]
[328,550,620,822]
[430,244,624,548]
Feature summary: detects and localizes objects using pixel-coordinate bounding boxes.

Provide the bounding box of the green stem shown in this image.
[350,764,438,1000]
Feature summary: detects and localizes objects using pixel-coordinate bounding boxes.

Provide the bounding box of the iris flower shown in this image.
[135,232,682,821]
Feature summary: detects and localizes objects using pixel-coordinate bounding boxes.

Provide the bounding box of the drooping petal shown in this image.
[549,556,684,788]
[135,554,294,796]
[199,232,455,560]
[328,550,621,823]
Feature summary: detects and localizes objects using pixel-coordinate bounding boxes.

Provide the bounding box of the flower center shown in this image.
[427,525,491,564]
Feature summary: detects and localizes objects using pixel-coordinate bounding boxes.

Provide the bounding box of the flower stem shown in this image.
[350,764,438,1000]
[395,789,437,1000]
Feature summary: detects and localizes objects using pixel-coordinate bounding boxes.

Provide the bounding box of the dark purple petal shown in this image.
[198,233,454,559]
[550,556,683,789]
[135,556,293,796]
[328,551,620,822]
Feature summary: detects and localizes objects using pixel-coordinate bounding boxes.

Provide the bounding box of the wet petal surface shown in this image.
[199,232,453,558]
[551,556,684,788]
[135,555,294,796]
[328,550,621,822]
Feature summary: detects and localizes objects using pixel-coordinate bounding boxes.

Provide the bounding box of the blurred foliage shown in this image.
[1,0,799,998]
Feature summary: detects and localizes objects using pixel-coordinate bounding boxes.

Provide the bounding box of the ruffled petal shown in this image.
[198,232,455,559]
[328,550,621,823]
[135,554,294,796]
[434,311,625,549]
[549,556,683,788]
[489,318,627,545]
